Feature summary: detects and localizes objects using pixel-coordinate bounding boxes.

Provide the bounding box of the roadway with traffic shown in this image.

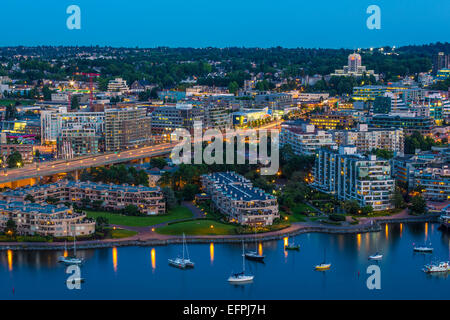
[0,121,281,185]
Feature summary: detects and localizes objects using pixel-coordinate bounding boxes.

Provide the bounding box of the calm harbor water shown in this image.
[1,222,450,300]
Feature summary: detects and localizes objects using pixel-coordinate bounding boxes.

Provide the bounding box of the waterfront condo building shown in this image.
[0,201,95,237]
[280,122,336,155]
[1,180,166,215]
[312,146,395,211]
[105,107,152,151]
[201,172,279,226]
[331,124,404,155]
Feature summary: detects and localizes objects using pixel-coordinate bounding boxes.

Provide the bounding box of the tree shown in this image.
[150,157,168,169]
[342,200,361,215]
[95,216,109,232]
[71,95,80,110]
[392,188,406,209]
[45,196,59,204]
[182,184,199,201]
[228,81,239,95]
[361,205,374,215]
[4,104,17,120]
[5,219,16,236]
[42,85,52,100]
[162,187,177,211]
[123,204,141,216]
[24,194,35,203]
[7,150,23,168]
[409,195,427,215]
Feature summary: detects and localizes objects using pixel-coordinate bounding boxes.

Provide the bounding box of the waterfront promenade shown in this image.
[0,209,441,251]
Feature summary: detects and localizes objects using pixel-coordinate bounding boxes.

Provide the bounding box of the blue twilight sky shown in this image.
[0,0,448,48]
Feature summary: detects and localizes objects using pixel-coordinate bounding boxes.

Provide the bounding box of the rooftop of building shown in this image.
[0,200,70,215]
[2,180,161,198]
[203,172,275,201]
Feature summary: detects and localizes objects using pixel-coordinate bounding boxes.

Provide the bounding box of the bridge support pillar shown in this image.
[74,170,80,181]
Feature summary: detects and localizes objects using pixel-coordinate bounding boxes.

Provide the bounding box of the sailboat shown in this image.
[285,238,300,250]
[315,248,331,271]
[413,242,433,253]
[245,229,265,261]
[168,233,195,269]
[58,234,83,265]
[228,241,254,284]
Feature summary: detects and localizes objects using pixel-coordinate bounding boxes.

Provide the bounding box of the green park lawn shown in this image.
[109,228,138,239]
[156,219,237,236]
[86,206,193,227]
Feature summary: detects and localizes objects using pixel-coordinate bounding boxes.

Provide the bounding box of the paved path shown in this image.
[0,208,441,250]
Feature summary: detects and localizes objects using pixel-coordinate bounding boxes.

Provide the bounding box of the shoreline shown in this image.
[0,213,440,251]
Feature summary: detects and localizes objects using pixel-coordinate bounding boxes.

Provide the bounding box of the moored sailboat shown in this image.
[228,241,254,284]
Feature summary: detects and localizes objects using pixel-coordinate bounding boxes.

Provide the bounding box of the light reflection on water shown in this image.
[1,222,449,300]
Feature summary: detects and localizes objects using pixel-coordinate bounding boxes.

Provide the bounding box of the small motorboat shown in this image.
[423,261,450,273]
[315,263,331,271]
[369,252,383,260]
[285,243,300,250]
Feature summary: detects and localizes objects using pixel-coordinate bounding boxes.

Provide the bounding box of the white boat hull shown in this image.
[369,255,383,260]
[228,275,254,283]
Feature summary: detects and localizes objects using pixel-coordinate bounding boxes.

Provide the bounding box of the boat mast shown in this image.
[73,232,76,256]
[182,233,185,260]
[242,241,245,273]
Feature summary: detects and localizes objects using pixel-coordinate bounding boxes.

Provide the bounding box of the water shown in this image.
[1,222,450,300]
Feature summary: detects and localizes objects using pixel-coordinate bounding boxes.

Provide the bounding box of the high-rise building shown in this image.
[312,146,395,211]
[57,125,101,159]
[105,107,151,151]
[150,103,204,134]
[433,52,449,75]
[331,53,379,79]
[40,108,104,144]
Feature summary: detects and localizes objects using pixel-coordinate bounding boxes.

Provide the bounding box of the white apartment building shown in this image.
[313,146,395,211]
[107,78,129,93]
[40,107,105,144]
[280,122,336,155]
[332,124,404,155]
[201,172,279,226]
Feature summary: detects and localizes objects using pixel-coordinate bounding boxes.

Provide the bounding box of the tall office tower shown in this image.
[105,107,151,151]
[348,53,362,73]
[433,52,449,75]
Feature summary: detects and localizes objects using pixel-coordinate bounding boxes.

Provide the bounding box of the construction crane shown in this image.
[72,72,100,107]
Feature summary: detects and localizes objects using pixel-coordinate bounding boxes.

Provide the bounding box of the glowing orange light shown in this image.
[151,248,156,271]
[7,250,13,271]
[210,242,214,264]
[112,247,118,273]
